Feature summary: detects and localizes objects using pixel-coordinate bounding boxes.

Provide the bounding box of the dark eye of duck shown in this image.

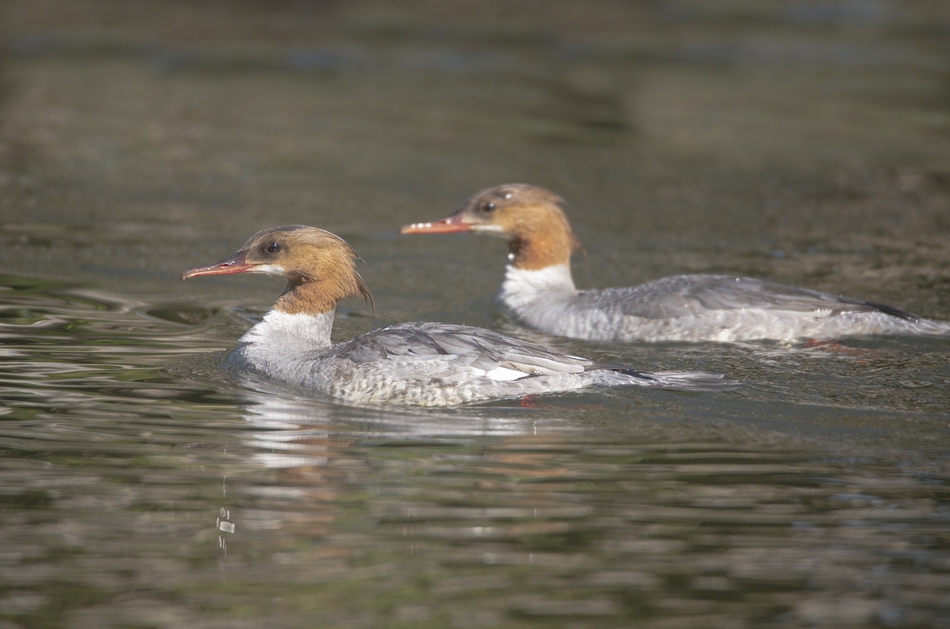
[483,201,497,212]
[264,242,281,254]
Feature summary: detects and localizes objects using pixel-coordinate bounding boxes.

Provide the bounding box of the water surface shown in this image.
[1,2,949,627]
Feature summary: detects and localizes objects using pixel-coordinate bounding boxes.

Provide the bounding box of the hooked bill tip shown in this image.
[181,258,249,280]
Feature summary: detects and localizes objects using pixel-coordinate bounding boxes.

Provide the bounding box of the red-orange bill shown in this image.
[181,252,252,280]
[400,217,472,235]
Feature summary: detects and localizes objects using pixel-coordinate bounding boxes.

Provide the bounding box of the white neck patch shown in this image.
[239,310,335,356]
[498,263,576,307]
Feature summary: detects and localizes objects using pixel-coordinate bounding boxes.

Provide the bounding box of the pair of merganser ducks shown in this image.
[182,185,947,406]
[183,225,728,406]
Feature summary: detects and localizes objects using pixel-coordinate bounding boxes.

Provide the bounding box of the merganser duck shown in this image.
[402,184,950,343]
[182,225,731,406]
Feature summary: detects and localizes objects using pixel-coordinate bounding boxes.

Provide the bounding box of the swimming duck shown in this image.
[182,225,731,406]
[402,184,949,343]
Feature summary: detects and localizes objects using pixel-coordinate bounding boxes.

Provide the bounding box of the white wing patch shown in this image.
[485,367,530,381]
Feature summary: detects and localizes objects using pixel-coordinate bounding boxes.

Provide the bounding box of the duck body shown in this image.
[236,311,724,405]
[184,225,730,407]
[403,184,949,343]
[500,265,947,343]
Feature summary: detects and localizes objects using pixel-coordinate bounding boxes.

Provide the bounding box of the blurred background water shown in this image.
[0,1,949,627]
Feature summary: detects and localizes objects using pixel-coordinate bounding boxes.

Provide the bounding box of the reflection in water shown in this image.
[211,388,950,628]
[0,277,947,627]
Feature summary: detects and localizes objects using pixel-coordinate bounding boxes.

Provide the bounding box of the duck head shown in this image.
[183,225,373,315]
[401,184,583,270]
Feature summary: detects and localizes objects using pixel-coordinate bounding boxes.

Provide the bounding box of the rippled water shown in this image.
[2,1,950,628]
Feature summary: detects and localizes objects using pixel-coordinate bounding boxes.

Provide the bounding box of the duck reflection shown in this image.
[227,382,585,564]
[237,377,559,459]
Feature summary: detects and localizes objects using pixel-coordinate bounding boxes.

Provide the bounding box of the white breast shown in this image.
[237,310,334,378]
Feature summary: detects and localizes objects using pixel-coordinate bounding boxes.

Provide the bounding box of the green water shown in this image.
[1,1,949,627]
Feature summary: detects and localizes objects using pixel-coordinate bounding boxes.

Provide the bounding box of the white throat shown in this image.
[498,263,576,312]
[237,309,335,375]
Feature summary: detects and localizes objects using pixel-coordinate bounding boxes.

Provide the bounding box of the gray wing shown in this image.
[330,322,593,376]
[578,274,918,321]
